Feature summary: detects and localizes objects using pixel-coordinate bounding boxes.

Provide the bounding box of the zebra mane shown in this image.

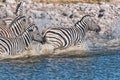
[74,15,91,26]
[19,23,37,36]
[80,15,91,20]
[30,23,38,29]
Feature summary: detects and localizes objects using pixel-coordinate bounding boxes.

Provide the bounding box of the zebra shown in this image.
[0,25,12,37]
[0,1,29,38]
[42,15,101,50]
[0,15,28,38]
[2,17,14,27]
[9,15,28,37]
[0,24,42,55]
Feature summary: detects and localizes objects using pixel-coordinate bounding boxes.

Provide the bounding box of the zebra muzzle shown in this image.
[96,26,101,33]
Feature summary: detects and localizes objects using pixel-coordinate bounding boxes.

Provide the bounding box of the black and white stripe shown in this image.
[0,15,28,38]
[42,15,101,49]
[9,15,28,37]
[0,26,12,37]
[0,16,27,37]
[0,24,42,55]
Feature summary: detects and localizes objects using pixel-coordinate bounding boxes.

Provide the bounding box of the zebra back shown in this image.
[0,19,14,37]
[0,26,13,37]
[42,27,77,49]
[2,17,14,27]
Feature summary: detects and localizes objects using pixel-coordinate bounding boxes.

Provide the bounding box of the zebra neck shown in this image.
[75,21,88,33]
[22,32,32,48]
[9,20,24,37]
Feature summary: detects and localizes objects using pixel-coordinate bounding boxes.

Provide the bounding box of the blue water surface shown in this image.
[0,50,120,80]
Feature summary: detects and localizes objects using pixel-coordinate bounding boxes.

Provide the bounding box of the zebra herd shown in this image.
[0,2,42,55]
[0,1,101,56]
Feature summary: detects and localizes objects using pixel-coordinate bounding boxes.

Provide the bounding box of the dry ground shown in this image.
[1,0,119,4]
[31,0,120,4]
[32,0,110,3]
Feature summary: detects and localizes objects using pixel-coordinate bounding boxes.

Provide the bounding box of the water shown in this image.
[0,50,120,80]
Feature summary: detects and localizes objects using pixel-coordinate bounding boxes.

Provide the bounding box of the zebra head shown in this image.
[27,24,43,43]
[81,15,101,33]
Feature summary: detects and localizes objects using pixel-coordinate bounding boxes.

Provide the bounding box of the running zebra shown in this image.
[2,17,14,27]
[0,1,28,38]
[0,15,28,37]
[0,25,12,37]
[42,15,101,50]
[9,15,28,37]
[0,24,42,55]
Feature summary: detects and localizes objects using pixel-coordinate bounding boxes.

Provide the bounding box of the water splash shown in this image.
[103,18,120,48]
[112,19,120,39]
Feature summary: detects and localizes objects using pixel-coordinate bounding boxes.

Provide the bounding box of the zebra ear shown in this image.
[23,18,26,22]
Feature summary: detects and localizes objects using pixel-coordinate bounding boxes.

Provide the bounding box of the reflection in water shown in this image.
[0,50,120,80]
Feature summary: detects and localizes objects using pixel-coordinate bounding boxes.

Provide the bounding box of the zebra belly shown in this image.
[0,37,25,55]
[0,37,12,55]
[45,29,75,49]
[11,38,26,55]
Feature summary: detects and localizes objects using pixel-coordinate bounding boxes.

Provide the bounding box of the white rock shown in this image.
[5,0,16,3]
[18,0,32,4]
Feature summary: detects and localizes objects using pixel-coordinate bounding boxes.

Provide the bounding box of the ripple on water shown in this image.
[0,50,119,80]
